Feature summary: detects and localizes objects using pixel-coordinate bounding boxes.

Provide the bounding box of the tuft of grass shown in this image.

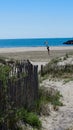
[48,91,63,106]
[35,86,63,114]
[63,77,73,84]
[39,74,49,83]
[25,112,41,128]
[16,108,41,129]
[63,53,69,60]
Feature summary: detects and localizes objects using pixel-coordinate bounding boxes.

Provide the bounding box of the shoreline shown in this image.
[0,46,73,53]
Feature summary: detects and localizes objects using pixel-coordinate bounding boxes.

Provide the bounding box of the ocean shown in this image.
[0,38,73,48]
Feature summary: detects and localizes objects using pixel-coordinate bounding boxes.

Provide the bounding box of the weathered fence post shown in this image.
[41,65,44,76]
[33,65,38,100]
[0,80,3,111]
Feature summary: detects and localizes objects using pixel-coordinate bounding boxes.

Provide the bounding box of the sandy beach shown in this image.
[0,46,73,71]
[0,46,73,53]
[0,46,73,62]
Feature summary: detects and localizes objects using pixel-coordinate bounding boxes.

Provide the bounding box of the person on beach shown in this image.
[44,41,50,55]
[47,46,50,55]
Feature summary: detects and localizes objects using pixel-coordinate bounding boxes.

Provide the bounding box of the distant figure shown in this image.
[47,46,50,55]
[44,41,50,55]
[47,46,50,54]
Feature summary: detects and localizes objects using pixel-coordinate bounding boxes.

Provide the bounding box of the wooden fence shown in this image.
[0,60,38,110]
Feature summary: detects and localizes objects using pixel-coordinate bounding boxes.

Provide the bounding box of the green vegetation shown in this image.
[47,90,63,106]
[0,65,11,80]
[35,86,63,115]
[40,56,73,80]
[0,101,41,129]
[17,108,41,129]
[63,77,73,84]
[0,107,41,130]
[63,53,69,60]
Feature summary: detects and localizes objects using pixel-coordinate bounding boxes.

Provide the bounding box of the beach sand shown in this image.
[41,79,73,130]
[0,46,73,62]
[0,46,73,71]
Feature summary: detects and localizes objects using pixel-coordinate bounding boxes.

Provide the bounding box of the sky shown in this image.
[0,0,73,39]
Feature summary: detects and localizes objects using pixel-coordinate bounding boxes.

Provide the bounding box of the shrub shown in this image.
[48,91,63,106]
[25,112,41,128]
[40,56,73,79]
[16,108,41,129]
[35,86,63,114]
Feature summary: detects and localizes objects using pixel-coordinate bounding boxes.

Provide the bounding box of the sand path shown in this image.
[40,79,73,130]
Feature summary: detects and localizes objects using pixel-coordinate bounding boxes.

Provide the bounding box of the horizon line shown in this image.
[0,37,73,40]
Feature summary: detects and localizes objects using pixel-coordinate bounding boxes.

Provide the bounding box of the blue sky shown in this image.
[0,0,73,38]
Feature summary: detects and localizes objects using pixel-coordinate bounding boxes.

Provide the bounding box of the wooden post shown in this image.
[33,65,38,100]
[41,65,44,76]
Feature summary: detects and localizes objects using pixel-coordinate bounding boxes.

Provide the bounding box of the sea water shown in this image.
[0,38,73,48]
